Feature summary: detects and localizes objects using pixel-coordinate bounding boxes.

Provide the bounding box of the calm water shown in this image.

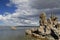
[0,26,36,40]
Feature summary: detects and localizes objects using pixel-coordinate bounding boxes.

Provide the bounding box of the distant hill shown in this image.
[15,26,39,27]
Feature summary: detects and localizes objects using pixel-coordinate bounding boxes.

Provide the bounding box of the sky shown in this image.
[0,0,60,26]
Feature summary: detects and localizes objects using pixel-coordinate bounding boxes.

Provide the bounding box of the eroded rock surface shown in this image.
[25,12,60,40]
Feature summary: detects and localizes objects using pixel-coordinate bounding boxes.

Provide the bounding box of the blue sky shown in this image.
[0,0,17,15]
[0,0,60,26]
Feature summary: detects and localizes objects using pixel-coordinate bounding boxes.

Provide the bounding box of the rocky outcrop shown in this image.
[25,12,60,40]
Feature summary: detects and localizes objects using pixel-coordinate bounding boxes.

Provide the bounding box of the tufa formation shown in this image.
[25,12,60,40]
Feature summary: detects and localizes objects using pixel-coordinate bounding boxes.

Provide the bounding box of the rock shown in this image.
[31,28,37,32]
[25,12,60,40]
[39,12,47,26]
[50,29,59,40]
[32,33,40,38]
[32,33,49,40]
[47,35,55,40]
[25,30,32,35]
[38,26,45,34]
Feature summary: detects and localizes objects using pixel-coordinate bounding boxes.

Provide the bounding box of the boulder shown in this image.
[25,30,32,35]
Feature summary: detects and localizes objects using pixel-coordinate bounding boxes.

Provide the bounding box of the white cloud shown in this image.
[10,0,29,4]
[0,0,43,26]
[6,3,11,7]
[0,0,60,26]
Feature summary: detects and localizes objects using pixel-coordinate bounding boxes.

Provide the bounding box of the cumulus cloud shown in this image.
[0,0,60,26]
[30,0,60,9]
[0,0,40,26]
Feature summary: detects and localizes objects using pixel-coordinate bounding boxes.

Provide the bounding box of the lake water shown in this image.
[0,26,37,40]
